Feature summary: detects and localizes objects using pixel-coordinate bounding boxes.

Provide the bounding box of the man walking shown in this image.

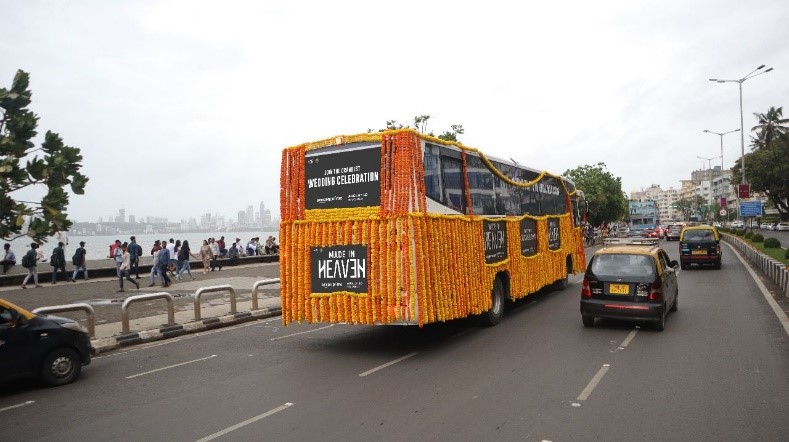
[21,243,44,289]
[209,237,222,271]
[71,241,88,281]
[50,241,71,284]
[1,243,16,274]
[157,243,172,287]
[112,239,123,279]
[117,243,140,292]
[129,236,142,279]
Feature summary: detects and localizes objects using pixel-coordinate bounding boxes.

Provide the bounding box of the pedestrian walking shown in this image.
[129,236,142,279]
[209,237,222,271]
[157,243,172,287]
[199,240,212,274]
[148,246,161,287]
[112,239,123,278]
[117,244,140,292]
[20,243,44,289]
[71,241,88,281]
[175,240,197,280]
[1,243,16,274]
[166,238,177,276]
[50,241,71,284]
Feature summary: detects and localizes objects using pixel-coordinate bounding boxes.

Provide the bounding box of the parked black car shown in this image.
[0,298,94,386]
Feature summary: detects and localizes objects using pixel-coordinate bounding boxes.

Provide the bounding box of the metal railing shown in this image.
[120,292,175,334]
[194,284,237,320]
[33,303,96,338]
[251,278,281,310]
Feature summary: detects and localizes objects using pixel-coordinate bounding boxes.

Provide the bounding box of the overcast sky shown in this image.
[2,0,788,223]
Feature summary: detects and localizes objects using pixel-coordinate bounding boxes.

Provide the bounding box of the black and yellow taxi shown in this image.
[679,225,721,269]
[580,239,679,331]
[0,298,94,387]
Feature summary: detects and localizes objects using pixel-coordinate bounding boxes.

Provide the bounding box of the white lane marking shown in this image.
[0,400,35,413]
[270,324,334,341]
[359,352,419,377]
[194,402,294,442]
[126,354,217,379]
[577,364,610,401]
[725,242,789,337]
[618,329,638,349]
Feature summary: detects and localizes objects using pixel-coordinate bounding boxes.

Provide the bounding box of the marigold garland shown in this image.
[280,129,587,326]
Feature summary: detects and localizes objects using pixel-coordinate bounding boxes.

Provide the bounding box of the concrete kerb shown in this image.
[722,233,789,298]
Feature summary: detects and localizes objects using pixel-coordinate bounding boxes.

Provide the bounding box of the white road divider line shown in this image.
[0,400,34,413]
[126,354,217,379]
[725,242,789,337]
[195,402,294,442]
[577,364,610,401]
[619,329,638,349]
[270,324,334,341]
[359,352,419,377]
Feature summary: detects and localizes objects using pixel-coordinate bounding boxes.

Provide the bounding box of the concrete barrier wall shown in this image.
[722,233,789,298]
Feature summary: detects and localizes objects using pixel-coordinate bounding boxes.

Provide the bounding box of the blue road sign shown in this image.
[740,201,762,217]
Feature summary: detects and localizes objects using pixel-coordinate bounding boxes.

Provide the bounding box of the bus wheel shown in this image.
[482,278,505,326]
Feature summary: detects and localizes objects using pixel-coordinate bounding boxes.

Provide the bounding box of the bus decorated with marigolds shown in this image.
[280,129,587,327]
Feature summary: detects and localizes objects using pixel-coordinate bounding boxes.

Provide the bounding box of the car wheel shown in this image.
[714,259,721,270]
[481,277,505,326]
[41,347,82,387]
[654,309,666,332]
[582,315,594,327]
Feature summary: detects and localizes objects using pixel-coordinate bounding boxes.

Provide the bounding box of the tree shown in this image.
[751,106,789,149]
[1,70,88,242]
[563,163,627,225]
[674,195,708,221]
[369,116,464,142]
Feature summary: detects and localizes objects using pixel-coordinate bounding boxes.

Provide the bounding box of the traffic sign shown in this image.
[738,184,750,199]
[740,201,762,217]
[720,197,727,208]
[720,209,727,216]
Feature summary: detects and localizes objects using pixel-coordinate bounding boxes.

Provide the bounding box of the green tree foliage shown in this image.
[563,162,627,225]
[369,115,464,142]
[0,70,88,242]
[731,106,789,219]
[674,195,709,221]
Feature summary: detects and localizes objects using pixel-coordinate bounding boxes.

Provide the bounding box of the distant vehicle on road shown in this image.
[665,224,683,241]
[0,298,94,386]
[731,220,744,229]
[776,222,789,231]
[679,225,721,269]
[760,223,774,231]
[581,238,679,331]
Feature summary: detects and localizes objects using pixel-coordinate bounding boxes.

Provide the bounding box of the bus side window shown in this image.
[466,154,495,215]
[441,155,467,213]
[424,144,442,202]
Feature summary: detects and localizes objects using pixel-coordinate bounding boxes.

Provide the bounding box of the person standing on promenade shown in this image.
[21,243,44,289]
[71,241,88,281]
[157,243,172,287]
[199,239,212,274]
[166,238,177,277]
[50,241,71,284]
[117,243,140,292]
[1,243,16,274]
[112,239,123,279]
[129,236,142,279]
[175,240,197,281]
[148,244,161,287]
[209,237,222,271]
[217,236,226,257]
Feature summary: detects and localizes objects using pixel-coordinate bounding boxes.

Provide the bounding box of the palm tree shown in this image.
[751,106,789,149]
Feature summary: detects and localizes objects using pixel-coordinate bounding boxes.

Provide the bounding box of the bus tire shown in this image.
[481,277,505,326]
[552,256,572,290]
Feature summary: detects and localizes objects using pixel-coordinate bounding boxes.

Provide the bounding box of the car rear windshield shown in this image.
[590,254,656,278]
[683,230,715,241]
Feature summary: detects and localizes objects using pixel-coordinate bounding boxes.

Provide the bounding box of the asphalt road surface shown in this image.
[2,242,788,441]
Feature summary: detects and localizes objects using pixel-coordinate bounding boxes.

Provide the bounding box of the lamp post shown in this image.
[703,128,739,222]
[709,64,773,186]
[697,155,721,221]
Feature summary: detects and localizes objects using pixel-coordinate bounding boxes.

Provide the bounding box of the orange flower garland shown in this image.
[279,129,587,326]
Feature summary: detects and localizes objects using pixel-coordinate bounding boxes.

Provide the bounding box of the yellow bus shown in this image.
[280,129,587,326]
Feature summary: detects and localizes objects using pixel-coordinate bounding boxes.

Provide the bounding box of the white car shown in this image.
[731,221,744,228]
[776,222,789,231]
[761,223,775,231]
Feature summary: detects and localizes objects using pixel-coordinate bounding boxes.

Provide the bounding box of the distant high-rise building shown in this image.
[118,209,126,223]
[238,210,247,226]
[263,209,272,226]
[129,215,135,223]
[259,201,266,221]
[246,206,254,226]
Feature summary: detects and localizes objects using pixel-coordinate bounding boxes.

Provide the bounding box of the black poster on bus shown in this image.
[547,218,561,250]
[483,220,508,264]
[310,245,368,294]
[305,147,381,210]
[520,218,538,257]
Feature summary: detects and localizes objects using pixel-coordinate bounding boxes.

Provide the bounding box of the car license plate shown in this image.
[609,283,630,295]
[692,250,707,255]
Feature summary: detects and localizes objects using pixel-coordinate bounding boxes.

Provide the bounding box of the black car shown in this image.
[0,298,94,386]
[581,240,679,331]
[679,226,721,269]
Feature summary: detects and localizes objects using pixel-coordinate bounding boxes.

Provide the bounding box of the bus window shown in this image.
[441,154,467,213]
[424,144,442,202]
[466,154,495,215]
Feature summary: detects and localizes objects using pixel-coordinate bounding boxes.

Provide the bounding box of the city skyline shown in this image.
[86,200,279,228]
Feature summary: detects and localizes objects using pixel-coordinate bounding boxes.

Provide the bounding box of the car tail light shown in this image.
[648,280,663,301]
[582,278,591,298]
[716,244,721,255]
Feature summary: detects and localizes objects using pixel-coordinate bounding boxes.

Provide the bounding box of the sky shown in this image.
[2,0,788,223]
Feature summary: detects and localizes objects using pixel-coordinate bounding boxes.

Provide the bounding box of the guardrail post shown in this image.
[33,303,96,338]
[251,278,281,310]
[194,285,237,320]
[120,292,175,334]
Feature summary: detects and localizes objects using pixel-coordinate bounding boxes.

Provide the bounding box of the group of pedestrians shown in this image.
[3,241,91,289]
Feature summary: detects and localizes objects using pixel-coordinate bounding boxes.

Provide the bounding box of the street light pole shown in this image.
[697,155,721,221]
[703,128,740,222]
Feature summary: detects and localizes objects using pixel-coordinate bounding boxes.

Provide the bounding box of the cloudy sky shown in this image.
[2,0,788,223]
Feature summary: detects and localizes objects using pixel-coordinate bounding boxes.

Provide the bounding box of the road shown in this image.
[2,242,788,441]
